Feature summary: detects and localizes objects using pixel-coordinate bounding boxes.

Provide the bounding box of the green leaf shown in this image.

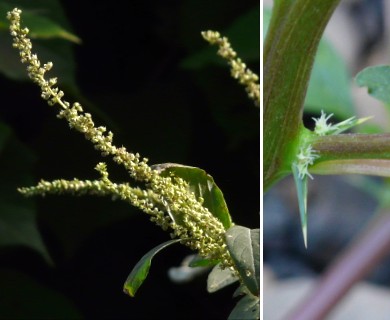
[0,3,80,43]
[0,121,51,263]
[356,65,390,105]
[292,164,308,248]
[207,263,239,293]
[181,6,259,69]
[20,11,80,43]
[0,204,47,255]
[251,229,260,287]
[152,163,233,229]
[123,239,182,297]
[233,284,250,298]
[0,1,78,88]
[225,226,259,296]
[189,255,219,267]
[1,0,76,30]
[228,294,260,320]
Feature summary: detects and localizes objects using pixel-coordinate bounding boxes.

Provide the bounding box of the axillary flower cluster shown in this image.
[8,8,234,268]
[294,110,369,179]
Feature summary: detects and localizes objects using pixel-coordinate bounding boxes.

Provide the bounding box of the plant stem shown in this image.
[312,133,390,161]
[286,210,390,320]
[264,0,294,63]
[264,0,341,190]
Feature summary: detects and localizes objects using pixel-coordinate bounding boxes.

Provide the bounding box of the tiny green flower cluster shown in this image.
[312,110,366,136]
[295,146,319,179]
[312,111,335,136]
[8,8,233,268]
[201,30,260,106]
[295,111,369,179]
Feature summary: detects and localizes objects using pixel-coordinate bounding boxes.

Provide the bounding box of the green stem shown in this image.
[264,0,341,190]
[264,0,294,62]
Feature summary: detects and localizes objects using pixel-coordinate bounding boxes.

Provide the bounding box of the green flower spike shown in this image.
[201,30,260,106]
[8,7,234,270]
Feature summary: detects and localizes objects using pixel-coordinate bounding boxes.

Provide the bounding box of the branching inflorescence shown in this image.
[8,8,235,268]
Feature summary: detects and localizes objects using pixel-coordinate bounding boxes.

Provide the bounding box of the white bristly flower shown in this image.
[295,146,319,179]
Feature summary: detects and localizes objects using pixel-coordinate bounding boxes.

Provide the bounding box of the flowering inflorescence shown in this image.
[9,8,234,269]
[201,30,260,106]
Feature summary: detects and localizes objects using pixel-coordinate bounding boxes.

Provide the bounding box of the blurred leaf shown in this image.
[151,163,233,229]
[0,3,80,43]
[263,8,271,38]
[228,293,259,320]
[123,239,182,297]
[0,204,47,256]
[179,3,260,148]
[304,38,354,119]
[356,65,390,105]
[356,123,384,134]
[24,12,80,43]
[0,0,78,88]
[0,1,117,132]
[292,164,308,248]
[189,255,219,267]
[207,263,238,293]
[182,6,259,69]
[0,121,51,263]
[0,31,28,80]
[1,0,76,29]
[0,268,82,319]
[225,226,259,296]
[343,175,390,207]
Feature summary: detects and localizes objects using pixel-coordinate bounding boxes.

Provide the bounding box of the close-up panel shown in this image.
[264,0,390,319]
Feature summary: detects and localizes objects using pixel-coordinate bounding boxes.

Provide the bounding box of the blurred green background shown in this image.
[0,0,259,319]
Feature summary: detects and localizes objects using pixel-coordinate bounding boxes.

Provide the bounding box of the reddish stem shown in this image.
[286,210,390,320]
[312,134,390,162]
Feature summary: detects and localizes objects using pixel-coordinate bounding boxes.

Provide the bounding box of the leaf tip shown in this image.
[123,285,136,298]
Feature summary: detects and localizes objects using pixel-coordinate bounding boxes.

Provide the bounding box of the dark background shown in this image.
[0,1,259,319]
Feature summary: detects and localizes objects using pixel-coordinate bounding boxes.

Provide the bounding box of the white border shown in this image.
[259,1,264,319]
